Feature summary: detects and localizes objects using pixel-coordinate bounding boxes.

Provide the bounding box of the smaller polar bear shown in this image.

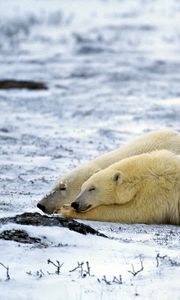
[61,150,180,225]
[37,129,180,214]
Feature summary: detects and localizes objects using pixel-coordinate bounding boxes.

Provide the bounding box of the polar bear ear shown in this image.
[112,172,123,183]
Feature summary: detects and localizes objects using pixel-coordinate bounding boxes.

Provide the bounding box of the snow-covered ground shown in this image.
[0,221,180,300]
[0,0,180,299]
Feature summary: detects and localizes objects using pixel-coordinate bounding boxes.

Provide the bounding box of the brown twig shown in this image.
[98,274,123,285]
[47,259,64,275]
[128,257,144,277]
[156,253,167,267]
[69,261,92,278]
[69,262,84,277]
[112,275,123,284]
[0,262,10,280]
[102,275,111,285]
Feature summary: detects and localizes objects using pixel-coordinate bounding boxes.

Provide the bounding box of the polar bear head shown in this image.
[37,162,100,214]
[71,150,178,212]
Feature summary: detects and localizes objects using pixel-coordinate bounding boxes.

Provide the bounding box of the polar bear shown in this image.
[61,150,180,225]
[37,129,180,214]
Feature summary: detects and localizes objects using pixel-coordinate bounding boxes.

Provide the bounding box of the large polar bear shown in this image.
[61,150,180,225]
[37,129,180,214]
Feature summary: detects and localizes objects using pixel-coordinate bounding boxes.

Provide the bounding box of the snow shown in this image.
[0,222,180,300]
[0,0,180,299]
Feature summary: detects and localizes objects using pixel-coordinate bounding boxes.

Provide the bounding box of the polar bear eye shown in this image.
[60,187,66,191]
[88,186,96,192]
[59,183,66,191]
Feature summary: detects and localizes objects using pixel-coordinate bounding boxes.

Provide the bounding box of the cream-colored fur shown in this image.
[37,129,180,214]
[61,150,180,225]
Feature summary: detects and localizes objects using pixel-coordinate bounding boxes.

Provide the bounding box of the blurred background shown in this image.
[0,0,180,214]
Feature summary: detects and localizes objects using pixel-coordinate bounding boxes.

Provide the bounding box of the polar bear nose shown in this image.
[37,203,46,212]
[71,202,79,210]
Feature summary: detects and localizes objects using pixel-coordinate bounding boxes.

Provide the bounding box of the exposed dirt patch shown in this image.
[0,213,107,243]
[0,80,48,90]
[0,229,42,244]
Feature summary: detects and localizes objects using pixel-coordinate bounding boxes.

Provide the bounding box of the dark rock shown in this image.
[0,229,42,244]
[0,80,48,90]
[0,212,107,238]
[0,128,9,133]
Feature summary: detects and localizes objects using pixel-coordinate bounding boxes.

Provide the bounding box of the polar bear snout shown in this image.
[71,200,92,212]
[70,190,93,212]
